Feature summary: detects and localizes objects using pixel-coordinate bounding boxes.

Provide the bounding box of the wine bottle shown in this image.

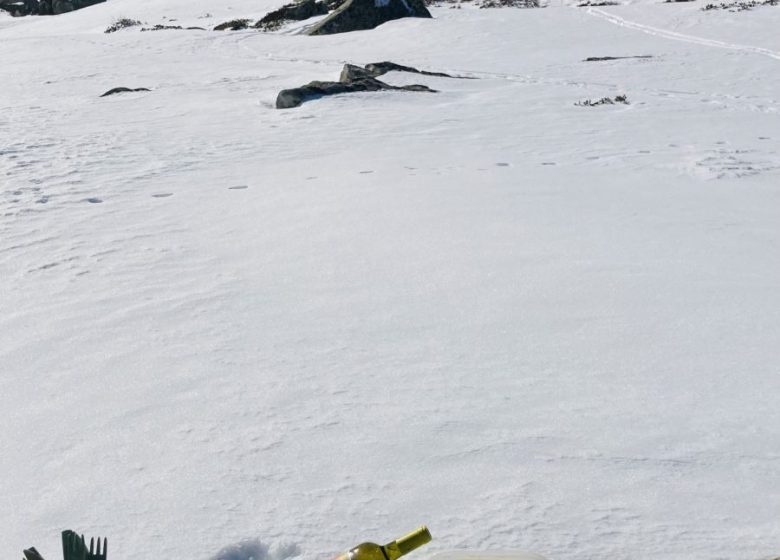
[335,526,432,560]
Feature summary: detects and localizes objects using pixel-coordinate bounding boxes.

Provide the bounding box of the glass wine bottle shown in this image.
[335,526,432,560]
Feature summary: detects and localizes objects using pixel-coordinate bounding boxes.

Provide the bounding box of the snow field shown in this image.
[1,2,779,560]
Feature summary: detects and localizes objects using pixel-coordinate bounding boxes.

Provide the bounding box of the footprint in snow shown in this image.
[359,170,374,174]
[86,197,103,204]
[152,193,173,198]
[228,185,248,190]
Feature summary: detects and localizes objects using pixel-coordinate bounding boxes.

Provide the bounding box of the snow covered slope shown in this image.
[1,1,779,560]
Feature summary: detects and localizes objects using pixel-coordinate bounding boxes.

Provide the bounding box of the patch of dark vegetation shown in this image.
[276,61,465,108]
[104,17,142,33]
[213,18,251,30]
[479,0,540,7]
[424,0,541,6]
[584,55,653,61]
[100,87,151,97]
[140,24,206,31]
[575,94,629,106]
[702,0,776,9]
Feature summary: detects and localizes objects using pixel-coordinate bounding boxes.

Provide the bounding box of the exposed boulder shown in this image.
[339,63,375,81]
[254,0,330,30]
[214,18,251,30]
[52,0,73,13]
[1,0,103,15]
[339,61,461,82]
[364,61,459,78]
[305,0,431,35]
[276,77,435,109]
[275,61,461,108]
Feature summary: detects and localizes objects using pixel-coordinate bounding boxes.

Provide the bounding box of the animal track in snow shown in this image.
[691,147,780,179]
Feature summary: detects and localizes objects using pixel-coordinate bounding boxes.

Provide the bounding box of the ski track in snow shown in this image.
[586,7,780,61]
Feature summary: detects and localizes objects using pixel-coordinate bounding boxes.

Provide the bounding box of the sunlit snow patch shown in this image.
[209,540,301,560]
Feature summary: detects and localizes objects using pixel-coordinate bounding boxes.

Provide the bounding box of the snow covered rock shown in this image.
[305,0,431,35]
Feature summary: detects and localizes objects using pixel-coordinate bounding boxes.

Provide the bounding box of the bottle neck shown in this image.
[383,527,432,560]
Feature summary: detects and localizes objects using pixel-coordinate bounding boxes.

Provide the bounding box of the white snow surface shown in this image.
[1,1,779,560]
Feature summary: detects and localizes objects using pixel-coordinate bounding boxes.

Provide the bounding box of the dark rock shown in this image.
[214,18,251,30]
[277,62,446,108]
[276,77,435,108]
[255,0,329,30]
[340,61,463,81]
[339,63,375,81]
[0,1,22,16]
[52,0,73,13]
[100,87,151,97]
[364,61,458,78]
[583,55,653,61]
[0,0,103,15]
[305,0,431,35]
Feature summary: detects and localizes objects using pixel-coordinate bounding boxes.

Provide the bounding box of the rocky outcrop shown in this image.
[276,77,435,109]
[254,0,331,30]
[1,0,103,15]
[275,61,465,108]
[214,18,251,30]
[305,0,431,35]
[52,0,73,13]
